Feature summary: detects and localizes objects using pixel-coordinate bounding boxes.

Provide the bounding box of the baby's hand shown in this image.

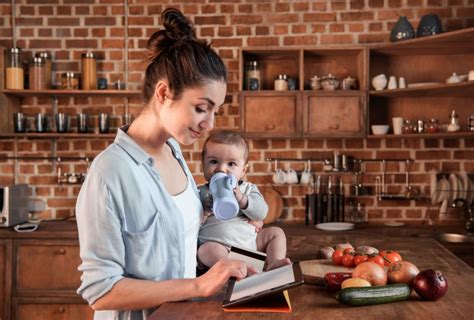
[201,208,213,224]
[248,220,264,233]
[233,188,248,209]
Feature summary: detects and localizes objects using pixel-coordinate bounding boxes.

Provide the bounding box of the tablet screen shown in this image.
[223,262,303,307]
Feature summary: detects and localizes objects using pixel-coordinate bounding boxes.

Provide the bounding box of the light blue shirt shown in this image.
[76,127,199,320]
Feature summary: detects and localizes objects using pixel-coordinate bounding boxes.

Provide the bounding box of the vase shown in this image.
[417,14,442,37]
[390,16,415,42]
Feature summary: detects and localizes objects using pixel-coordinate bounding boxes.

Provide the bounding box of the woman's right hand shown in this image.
[195,258,257,298]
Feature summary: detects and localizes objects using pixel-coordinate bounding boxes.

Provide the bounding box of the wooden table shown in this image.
[149,224,474,320]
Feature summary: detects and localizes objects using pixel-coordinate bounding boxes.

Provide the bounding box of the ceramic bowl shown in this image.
[371,125,389,135]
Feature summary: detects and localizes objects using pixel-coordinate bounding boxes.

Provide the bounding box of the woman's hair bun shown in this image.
[162,8,196,42]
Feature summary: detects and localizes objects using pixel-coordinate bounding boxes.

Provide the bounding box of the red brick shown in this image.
[75,6,90,15]
[255,26,270,36]
[20,5,35,15]
[388,0,403,7]
[292,24,307,34]
[358,33,388,43]
[457,7,474,17]
[17,17,43,26]
[237,4,253,14]
[349,23,366,32]
[274,25,289,35]
[275,3,290,12]
[283,35,318,46]
[195,15,226,25]
[415,150,450,159]
[293,2,309,12]
[65,39,98,48]
[331,1,347,10]
[201,5,217,14]
[341,11,374,21]
[321,34,353,44]
[441,162,461,172]
[268,13,299,24]
[20,29,34,37]
[247,37,278,47]
[369,0,385,8]
[256,3,273,13]
[129,5,144,15]
[236,26,251,36]
[231,15,263,25]
[303,13,336,22]
[330,24,345,33]
[148,5,164,15]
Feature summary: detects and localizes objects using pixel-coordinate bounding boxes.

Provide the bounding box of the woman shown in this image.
[76,8,252,319]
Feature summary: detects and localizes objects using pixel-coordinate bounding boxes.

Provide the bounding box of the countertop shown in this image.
[149,223,474,320]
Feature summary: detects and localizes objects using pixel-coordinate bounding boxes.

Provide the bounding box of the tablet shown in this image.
[222,262,304,308]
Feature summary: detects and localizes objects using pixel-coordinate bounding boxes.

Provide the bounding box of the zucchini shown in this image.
[336,284,411,306]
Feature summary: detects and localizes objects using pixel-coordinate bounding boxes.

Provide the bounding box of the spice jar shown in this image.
[426,118,439,133]
[274,74,288,91]
[416,120,425,133]
[469,115,474,131]
[402,120,415,134]
[29,57,45,90]
[61,72,80,89]
[35,52,52,89]
[5,47,24,89]
[81,52,97,90]
[245,60,260,91]
[447,110,460,132]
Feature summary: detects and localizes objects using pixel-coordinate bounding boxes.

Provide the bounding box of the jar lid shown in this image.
[9,47,21,53]
[35,52,51,59]
[32,57,43,65]
[248,60,257,66]
[82,52,95,59]
[62,72,79,78]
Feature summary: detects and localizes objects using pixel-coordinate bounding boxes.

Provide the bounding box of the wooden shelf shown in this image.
[369,81,474,97]
[370,27,474,55]
[0,132,115,139]
[1,89,141,98]
[367,131,474,139]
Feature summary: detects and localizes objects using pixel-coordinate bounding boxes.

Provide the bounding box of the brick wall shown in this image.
[1,0,473,223]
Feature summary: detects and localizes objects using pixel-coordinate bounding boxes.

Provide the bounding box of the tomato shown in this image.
[379,250,402,266]
[332,250,344,265]
[354,254,369,266]
[343,247,355,255]
[368,255,385,268]
[342,254,355,268]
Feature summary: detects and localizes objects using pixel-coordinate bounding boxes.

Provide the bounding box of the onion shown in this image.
[335,243,353,251]
[413,269,448,301]
[355,245,379,256]
[352,262,387,286]
[387,261,419,285]
[317,246,335,259]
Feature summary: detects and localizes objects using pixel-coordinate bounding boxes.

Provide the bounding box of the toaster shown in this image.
[0,184,30,227]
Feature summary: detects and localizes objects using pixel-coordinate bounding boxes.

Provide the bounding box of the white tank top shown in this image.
[172,180,203,278]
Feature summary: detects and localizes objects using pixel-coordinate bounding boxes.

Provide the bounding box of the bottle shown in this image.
[29,57,45,90]
[209,172,239,220]
[81,52,97,90]
[35,52,52,89]
[5,47,24,89]
[245,60,260,91]
[469,115,474,131]
[351,202,365,223]
[447,110,460,132]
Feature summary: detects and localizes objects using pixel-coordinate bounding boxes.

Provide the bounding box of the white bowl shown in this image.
[371,125,389,135]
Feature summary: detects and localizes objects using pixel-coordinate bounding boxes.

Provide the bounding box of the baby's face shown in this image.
[203,142,247,182]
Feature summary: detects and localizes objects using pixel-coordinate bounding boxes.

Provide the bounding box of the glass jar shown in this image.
[81,52,97,90]
[245,60,260,91]
[426,118,439,133]
[469,115,474,131]
[274,74,288,91]
[5,47,24,89]
[61,72,80,89]
[35,52,52,89]
[447,109,460,132]
[402,120,415,134]
[29,57,45,90]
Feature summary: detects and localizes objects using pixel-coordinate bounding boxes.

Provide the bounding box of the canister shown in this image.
[35,52,52,89]
[29,57,45,90]
[5,47,24,89]
[81,52,97,90]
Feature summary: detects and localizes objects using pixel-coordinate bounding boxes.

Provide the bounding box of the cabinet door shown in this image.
[1,240,12,320]
[15,240,81,294]
[240,92,302,138]
[15,302,93,320]
[303,92,365,138]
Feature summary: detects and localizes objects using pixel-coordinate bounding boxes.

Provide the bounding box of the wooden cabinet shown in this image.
[368,28,474,138]
[1,240,12,320]
[239,47,367,138]
[0,222,93,320]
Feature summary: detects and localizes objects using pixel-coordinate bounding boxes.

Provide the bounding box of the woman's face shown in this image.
[202,141,248,182]
[161,80,226,145]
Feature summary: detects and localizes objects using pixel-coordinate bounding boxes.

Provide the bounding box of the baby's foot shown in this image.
[264,258,292,271]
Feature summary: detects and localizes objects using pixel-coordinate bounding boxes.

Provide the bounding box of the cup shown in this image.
[13,113,27,133]
[272,169,286,184]
[469,70,474,81]
[209,172,239,220]
[98,113,110,133]
[98,78,108,90]
[34,113,47,133]
[55,113,69,133]
[115,80,126,90]
[77,113,88,133]
[398,77,406,89]
[392,117,404,135]
[388,76,397,89]
[300,160,312,185]
[286,168,298,184]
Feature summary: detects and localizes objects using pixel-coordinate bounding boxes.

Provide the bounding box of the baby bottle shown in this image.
[209,172,239,220]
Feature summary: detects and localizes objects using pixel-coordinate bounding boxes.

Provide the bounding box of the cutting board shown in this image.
[300,259,353,278]
[260,186,284,224]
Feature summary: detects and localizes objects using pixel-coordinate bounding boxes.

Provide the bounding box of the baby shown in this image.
[198,130,290,271]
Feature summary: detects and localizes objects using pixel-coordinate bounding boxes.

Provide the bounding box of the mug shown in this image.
[209,172,239,220]
[98,113,110,133]
[388,76,397,90]
[300,160,312,185]
[55,113,69,133]
[272,169,286,184]
[35,113,47,133]
[13,113,27,133]
[392,117,404,135]
[286,168,298,184]
[77,113,88,133]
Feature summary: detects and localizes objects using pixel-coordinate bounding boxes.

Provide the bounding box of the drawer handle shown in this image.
[57,307,66,313]
[329,124,339,130]
[265,124,276,130]
[56,248,66,255]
